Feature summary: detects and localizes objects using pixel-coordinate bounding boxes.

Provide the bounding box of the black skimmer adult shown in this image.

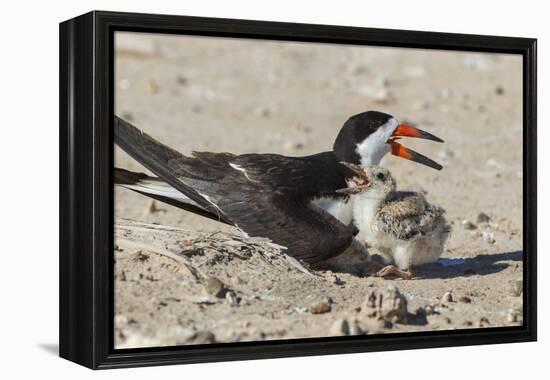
[114,111,443,264]
[337,164,450,279]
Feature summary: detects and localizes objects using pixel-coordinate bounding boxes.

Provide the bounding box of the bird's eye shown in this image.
[376,172,385,181]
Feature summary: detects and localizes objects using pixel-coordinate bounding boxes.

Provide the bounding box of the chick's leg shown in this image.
[350,240,413,279]
[375,265,412,280]
[375,245,414,279]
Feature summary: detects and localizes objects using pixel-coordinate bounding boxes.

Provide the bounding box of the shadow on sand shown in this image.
[319,250,522,279]
[413,250,523,280]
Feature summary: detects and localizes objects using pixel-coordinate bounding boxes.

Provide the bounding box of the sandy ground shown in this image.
[113,32,524,349]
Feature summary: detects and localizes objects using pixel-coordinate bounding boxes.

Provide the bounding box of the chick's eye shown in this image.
[376,172,385,181]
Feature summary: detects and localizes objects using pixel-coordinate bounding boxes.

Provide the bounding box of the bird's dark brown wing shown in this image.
[114,116,353,263]
[214,189,354,263]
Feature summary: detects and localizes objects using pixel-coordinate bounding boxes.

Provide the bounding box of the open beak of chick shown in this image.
[388,124,444,171]
[337,162,371,194]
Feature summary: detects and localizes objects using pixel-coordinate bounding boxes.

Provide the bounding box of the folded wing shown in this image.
[114,116,353,263]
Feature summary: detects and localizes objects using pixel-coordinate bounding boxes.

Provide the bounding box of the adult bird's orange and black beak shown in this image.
[388,124,444,170]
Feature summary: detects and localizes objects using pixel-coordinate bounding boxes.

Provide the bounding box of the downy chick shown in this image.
[338,164,450,279]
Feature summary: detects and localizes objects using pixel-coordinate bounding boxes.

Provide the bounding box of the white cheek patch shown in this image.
[355,118,398,166]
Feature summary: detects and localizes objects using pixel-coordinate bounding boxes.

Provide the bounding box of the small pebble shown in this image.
[241,320,251,328]
[146,199,162,214]
[462,220,477,230]
[478,317,490,327]
[424,305,436,316]
[309,300,332,314]
[379,77,391,88]
[204,277,226,298]
[363,286,408,322]
[442,291,454,303]
[481,231,496,244]
[133,251,150,262]
[459,296,472,303]
[176,75,188,86]
[146,79,159,94]
[225,290,239,306]
[464,320,473,327]
[254,106,272,118]
[189,331,216,344]
[507,309,520,323]
[283,140,306,151]
[487,158,501,168]
[274,328,287,337]
[289,306,307,315]
[477,212,491,223]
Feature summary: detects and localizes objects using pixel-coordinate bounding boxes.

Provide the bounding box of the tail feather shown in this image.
[114,168,232,224]
[114,116,228,221]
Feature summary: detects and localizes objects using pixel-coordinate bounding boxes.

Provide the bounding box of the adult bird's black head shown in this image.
[333,111,444,170]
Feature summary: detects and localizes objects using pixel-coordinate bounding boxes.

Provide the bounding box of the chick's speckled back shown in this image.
[376,191,448,241]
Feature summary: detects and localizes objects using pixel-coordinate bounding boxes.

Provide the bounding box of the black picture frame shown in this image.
[59,10,537,369]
